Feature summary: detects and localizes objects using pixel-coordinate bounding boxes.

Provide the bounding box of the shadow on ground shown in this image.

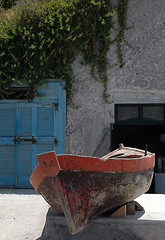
[36,207,165,240]
[0,188,38,195]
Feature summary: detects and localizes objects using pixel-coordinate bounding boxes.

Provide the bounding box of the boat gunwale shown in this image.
[30,147,155,191]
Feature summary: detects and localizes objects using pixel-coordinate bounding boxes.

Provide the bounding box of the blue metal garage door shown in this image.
[0,80,66,188]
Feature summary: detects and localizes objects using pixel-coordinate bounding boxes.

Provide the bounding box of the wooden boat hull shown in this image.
[30,147,155,234]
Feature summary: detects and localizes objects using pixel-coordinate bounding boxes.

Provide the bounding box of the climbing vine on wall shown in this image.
[0,0,130,103]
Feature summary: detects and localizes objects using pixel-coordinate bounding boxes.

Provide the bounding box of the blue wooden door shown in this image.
[0,81,66,188]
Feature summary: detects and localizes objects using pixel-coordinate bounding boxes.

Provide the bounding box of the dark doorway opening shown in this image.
[0,87,28,100]
[111,124,165,193]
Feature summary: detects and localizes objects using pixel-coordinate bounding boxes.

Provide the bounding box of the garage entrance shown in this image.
[112,104,165,193]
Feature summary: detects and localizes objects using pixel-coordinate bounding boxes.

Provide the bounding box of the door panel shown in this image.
[0,104,16,136]
[0,104,17,187]
[20,107,32,136]
[37,144,55,155]
[0,145,16,187]
[37,106,55,137]
[17,143,32,188]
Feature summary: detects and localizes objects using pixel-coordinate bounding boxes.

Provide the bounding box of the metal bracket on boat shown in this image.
[119,143,124,149]
[145,144,148,156]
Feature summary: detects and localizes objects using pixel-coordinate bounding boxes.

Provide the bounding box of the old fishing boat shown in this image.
[30,144,155,234]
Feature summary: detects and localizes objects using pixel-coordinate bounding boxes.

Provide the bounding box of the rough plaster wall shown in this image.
[108,0,165,93]
[65,56,113,156]
[65,0,165,156]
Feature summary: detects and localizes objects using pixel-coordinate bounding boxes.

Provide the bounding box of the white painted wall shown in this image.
[65,0,165,156]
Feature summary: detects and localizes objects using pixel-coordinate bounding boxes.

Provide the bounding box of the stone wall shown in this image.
[65,0,165,156]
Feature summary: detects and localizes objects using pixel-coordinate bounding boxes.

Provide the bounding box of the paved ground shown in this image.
[0,189,165,240]
[0,189,49,240]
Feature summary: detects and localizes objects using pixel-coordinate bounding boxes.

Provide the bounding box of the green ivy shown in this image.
[0,0,130,103]
[0,0,15,10]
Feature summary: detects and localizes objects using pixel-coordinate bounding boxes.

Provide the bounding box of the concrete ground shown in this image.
[0,189,49,240]
[0,189,165,240]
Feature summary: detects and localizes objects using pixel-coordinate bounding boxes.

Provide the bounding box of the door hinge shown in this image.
[13,135,20,144]
[55,103,58,111]
[32,136,37,144]
[54,138,58,146]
